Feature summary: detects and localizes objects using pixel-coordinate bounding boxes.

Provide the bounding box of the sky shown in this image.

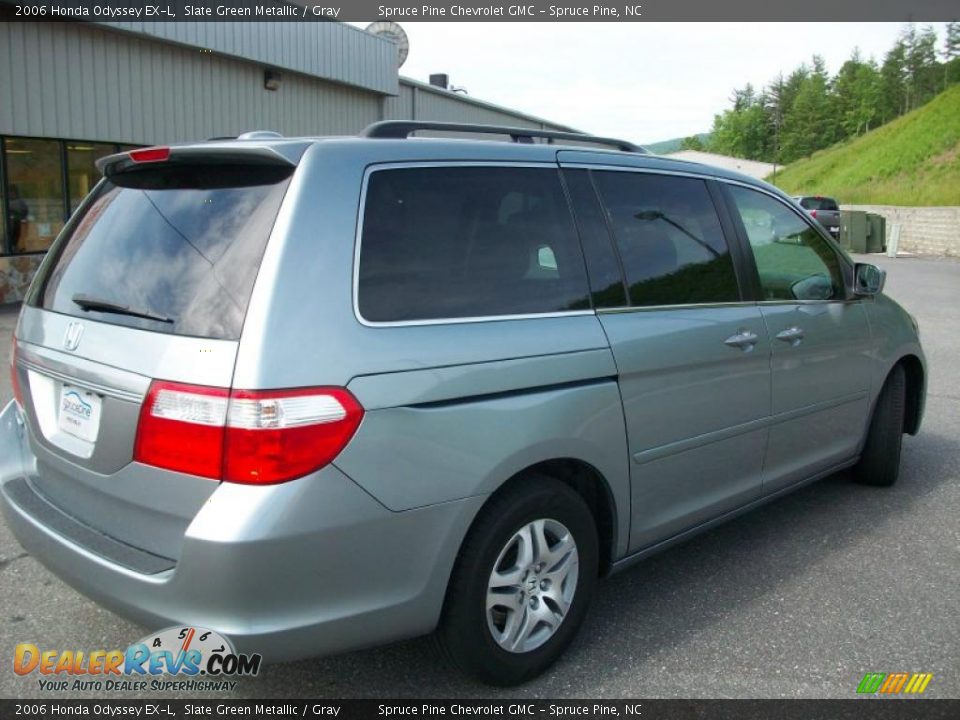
[349,22,950,145]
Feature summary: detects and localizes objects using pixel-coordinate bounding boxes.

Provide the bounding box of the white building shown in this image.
[666,150,776,180]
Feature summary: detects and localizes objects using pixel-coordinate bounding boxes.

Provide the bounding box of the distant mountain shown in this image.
[644,133,711,154]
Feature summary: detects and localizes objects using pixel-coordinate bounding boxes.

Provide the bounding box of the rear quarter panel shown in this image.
[233,140,633,559]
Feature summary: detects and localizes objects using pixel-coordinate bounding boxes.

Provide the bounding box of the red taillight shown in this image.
[133,381,364,485]
[129,146,170,163]
[134,382,228,479]
[223,388,364,485]
[810,209,818,219]
[9,337,24,408]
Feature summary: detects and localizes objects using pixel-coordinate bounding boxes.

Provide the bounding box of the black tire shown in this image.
[854,364,907,487]
[438,476,599,686]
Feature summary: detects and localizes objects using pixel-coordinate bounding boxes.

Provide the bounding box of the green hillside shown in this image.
[770,85,960,206]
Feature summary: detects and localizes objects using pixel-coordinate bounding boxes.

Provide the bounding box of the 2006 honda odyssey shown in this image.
[1,122,925,685]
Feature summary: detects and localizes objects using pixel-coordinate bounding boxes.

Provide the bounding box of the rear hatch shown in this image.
[11,143,301,565]
[799,196,841,236]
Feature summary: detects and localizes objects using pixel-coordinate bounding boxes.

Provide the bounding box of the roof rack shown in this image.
[360,121,646,154]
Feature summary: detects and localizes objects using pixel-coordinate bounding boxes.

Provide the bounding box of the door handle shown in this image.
[776,326,805,346]
[724,330,759,351]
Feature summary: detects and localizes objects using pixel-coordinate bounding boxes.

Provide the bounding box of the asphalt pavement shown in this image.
[1,254,957,699]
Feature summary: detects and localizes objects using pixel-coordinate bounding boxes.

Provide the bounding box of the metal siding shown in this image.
[96,21,397,95]
[0,23,575,145]
[0,25,11,131]
[0,25,276,141]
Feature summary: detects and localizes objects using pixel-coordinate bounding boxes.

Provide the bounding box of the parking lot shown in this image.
[1,254,957,699]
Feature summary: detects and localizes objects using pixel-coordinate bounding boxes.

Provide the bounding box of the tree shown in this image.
[948,21,960,55]
[704,24,948,165]
[879,38,908,121]
[680,135,705,151]
[779,56,834,162]
[832,49,881,137]
[708,85,774,161]
[945,21,960,86]
[906,25,940,109]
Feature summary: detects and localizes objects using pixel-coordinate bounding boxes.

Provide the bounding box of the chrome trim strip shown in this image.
[16,340,147,403]
[756,299,863,307]
[18,359,144,403]
[559,162,721,183]
[598,301,754,314]
[598,299,861,313]
[632,391,869,465]
[351,160,594,329]
[557,161,793,206]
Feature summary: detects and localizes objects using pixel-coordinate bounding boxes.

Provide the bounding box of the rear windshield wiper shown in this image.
[72,293,175,324]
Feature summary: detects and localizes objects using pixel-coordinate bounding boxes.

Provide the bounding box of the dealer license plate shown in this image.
[58,385,102,443]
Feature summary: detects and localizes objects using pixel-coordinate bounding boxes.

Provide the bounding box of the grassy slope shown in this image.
[771,85,960,206]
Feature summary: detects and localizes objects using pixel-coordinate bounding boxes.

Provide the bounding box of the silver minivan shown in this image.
[1,123,925,685]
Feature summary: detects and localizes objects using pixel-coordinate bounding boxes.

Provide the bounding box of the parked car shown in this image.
[2,123,925,685]
[794,195,842,240]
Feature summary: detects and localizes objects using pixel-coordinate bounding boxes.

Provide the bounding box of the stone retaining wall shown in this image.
[842,205,960,256]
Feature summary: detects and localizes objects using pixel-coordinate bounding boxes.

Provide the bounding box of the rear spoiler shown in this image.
[96,143,304,179]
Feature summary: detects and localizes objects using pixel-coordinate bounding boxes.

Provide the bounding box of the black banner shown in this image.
[3,700,960,720]
[0,0,957,22]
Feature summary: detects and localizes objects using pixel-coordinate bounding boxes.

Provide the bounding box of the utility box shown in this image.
[840,210,868,253]
[866,213,886,254]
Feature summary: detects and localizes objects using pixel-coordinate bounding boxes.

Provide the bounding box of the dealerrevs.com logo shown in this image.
[14,626,262,692]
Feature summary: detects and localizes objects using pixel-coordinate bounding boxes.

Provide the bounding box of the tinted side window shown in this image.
[729,186,843,301]
[358,167,590,323]
[562,170,627,308]
[592,172,740,307]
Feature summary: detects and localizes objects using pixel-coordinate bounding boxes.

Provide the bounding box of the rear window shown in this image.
[798,196,839,211]
[35,166,292,340]
[357,166,591,323]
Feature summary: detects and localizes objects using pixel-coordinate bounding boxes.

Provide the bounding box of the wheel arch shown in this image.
[469,458,619,577]
[898,354,925,436]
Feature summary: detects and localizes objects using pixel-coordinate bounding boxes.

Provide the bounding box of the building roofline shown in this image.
[92,20,399,95]
[399,76,581,133]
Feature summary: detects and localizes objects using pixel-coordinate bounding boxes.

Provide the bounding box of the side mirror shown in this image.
[854,263,886,296]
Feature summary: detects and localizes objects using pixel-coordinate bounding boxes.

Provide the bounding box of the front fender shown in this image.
[863,294,926,434]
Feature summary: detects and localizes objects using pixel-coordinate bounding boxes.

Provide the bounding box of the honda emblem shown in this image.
[63,322,84,351]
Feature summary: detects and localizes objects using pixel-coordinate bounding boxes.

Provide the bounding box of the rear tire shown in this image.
[854,364,906,487]
[438,476,598,686]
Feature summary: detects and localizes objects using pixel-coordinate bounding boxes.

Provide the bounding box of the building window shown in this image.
[4,137,66,254]
[67,142,116,214]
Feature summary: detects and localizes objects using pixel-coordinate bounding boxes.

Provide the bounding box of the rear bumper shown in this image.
[0,400,483,661]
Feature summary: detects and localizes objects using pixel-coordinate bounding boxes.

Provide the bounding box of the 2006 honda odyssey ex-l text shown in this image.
[1,122,925,685]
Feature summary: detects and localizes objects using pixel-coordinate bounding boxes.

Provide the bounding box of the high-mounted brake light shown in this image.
[129,147,170,163]
[133,381,364,485]
[9,337,23,408]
